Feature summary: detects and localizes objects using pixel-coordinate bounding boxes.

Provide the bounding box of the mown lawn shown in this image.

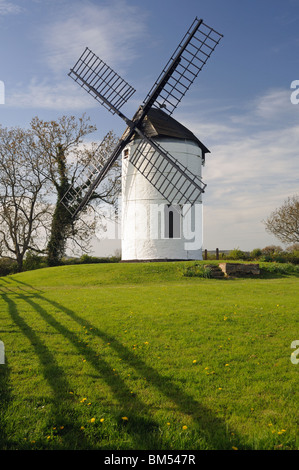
[0,261,298,450]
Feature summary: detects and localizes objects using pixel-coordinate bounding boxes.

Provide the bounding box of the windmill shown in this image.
[61,17,223,261]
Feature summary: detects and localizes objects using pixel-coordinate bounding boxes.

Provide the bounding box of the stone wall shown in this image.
[219,263,260,276]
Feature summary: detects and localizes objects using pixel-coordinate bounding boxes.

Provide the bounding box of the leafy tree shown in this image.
[264,195,299,245]
[261,245,283,255]
[286,243,299,252]
[0,115,120,270]
[31,115,120,266]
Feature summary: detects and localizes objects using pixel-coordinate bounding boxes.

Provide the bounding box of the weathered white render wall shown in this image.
[121,137,204,261]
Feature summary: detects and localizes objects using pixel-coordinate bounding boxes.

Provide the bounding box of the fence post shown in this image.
[216,248,219,260]
[204,249,207,260]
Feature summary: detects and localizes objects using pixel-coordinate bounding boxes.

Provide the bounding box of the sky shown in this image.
[0,0,299,255]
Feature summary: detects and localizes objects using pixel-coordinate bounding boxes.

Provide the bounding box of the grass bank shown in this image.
[0,261,298,450]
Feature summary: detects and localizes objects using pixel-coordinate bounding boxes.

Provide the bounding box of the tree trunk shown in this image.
[16,254,24,273]
[47,145,73,266]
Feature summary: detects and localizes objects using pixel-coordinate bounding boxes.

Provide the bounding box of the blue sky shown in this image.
[1,0,299,253]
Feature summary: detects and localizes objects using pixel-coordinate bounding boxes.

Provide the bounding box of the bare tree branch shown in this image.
[0,125,50,270]
[264,195,299,245]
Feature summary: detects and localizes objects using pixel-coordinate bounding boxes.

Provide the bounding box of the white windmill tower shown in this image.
[121,108,210,261]
[61,17,223,261]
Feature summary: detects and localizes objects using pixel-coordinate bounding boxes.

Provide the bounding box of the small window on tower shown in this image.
[164,205,181,239]
[124,148,129,159]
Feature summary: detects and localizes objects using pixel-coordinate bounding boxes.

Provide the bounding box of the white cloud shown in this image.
[41,0,148,75]
[7,0,149,110]
[253,87,299,122]
[180,89,299,250]
[7,77,95,110]
[7,1,149,111]
[0,0,22,15]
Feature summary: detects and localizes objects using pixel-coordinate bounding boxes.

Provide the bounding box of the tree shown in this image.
[264,195,299,245]
[0,126,50,271]
[0,116,120,269]
[31,115,120,266]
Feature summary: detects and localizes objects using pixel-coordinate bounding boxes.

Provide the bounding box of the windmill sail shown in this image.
[61,133,125,218]
[142,18,223,116]
[69,47,136,117]
[129,134,206,206]
[63,16,223,221]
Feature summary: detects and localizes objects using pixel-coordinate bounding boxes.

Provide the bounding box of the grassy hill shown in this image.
[0,261,298,450]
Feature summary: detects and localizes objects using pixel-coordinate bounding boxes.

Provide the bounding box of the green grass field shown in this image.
[0,261,298,450]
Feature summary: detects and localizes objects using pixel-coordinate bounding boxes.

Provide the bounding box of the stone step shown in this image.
[204,263,260,278]
[204,265,225,278]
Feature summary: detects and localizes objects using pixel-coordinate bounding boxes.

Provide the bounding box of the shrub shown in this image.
[60,257,78,265]
[227,248,248,260]
[272,254,287,263]
[80,254,102,264]
[182,263,211,278]
[283,251,299,265]
[79,254,120,264]
[0,258,18,276]
[260,262,299,275]
[250,248,262,259]
[23,252,47,271]
[259,255,272,262]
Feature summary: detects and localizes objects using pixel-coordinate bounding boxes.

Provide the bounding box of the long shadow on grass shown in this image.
[0,276,12,449]
[1,293,93,450]
[10,292,163,450]
[9,281,245,450]
[0,357,11,449]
